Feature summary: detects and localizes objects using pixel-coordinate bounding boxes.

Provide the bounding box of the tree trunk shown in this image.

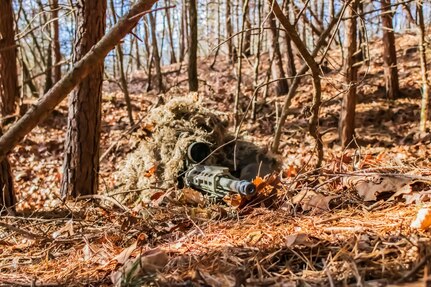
[283,0,297,83]
[339,0,358,148]
[226,0,236,63]
[148,12,164,93]
[271,4,347,154]
[381,0,400,99]
[179,0,187,62]
[242,0,252,56]
[0,127,15,213]
[165,0,177,64]
[268,9,289,96]
[188,0,198,91]
[268,0,323,167]
[0,0,18,116]
[61,0,107,198]
[37,0,54,94]
[210,0,222,69]
[252,0,264,120]
[0,0,16,212]
[52,0,62,83]
[418,0,430,132]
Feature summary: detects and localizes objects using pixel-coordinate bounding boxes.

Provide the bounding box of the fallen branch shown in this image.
[0,0,158,162]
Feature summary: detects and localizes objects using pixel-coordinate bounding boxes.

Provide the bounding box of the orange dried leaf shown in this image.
[223,194,245,207]
[144,165,157,177]
[411,207,431,230]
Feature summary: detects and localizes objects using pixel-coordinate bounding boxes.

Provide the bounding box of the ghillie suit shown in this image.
[113,94,277,204]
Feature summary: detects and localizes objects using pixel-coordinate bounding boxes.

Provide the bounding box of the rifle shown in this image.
[182,142,257,199]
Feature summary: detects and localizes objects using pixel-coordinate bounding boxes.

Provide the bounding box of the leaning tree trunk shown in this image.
[0,0,18,117]
[188,0,198,91]
[340,0,358,148]
[61,0,107,198]
[381,0,400,99]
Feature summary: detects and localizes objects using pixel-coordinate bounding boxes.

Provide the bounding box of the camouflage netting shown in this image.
[113,94,278,204]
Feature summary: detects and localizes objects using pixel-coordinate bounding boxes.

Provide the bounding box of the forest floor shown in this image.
[2,33,431,286]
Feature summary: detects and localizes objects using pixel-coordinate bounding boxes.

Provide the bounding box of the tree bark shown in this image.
[60,0,107,198]
[188,0,198,91]
[381,0,400,99]
[339,0,358,148]
[268,9,289,96]
[0,0,18,117]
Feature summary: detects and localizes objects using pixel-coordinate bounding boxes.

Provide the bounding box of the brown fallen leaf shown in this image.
[223,193,246,208]
[343,175,412,201]
[293,189,338,213]
[178,188,205,206]
[113,241,137,264]
[286,233,319,247]
[110,248,168,286]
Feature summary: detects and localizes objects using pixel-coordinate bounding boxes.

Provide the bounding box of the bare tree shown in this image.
[381,0,400,99]
[188,0,198,91]
[339,0,358,148]
[61,0,107,198]
[165,0,177,64]
[242,0,252,56]
[109,0,134,126]
[283,0,296,83]
[51,0,62,83]
[268,0,324,167]
[226,0,236,63]
[148,12,164,92]
[268,7,289,96]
